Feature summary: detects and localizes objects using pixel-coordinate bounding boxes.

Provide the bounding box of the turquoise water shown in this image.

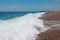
[0,12,38,20]
[0,12,28,20]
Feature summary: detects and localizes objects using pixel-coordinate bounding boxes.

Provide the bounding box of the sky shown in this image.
[0,0,60,11]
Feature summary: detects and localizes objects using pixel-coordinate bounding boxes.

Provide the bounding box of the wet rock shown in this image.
[37,11,60,40]
[36,30,60,40]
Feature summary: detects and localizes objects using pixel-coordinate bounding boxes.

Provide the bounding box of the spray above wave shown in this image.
[0,12,49,40]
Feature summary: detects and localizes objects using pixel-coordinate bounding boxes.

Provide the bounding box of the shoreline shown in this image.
[36,11,60,40]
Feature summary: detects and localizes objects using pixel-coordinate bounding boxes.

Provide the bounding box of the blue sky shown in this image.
[0,0,60,11]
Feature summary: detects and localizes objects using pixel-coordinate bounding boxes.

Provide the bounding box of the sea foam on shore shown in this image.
[0,12,49,40]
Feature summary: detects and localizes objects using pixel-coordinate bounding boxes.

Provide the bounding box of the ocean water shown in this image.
[0,12,37,20]
[0,12,50,40]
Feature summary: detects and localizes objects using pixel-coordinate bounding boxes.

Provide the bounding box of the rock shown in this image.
[36,11,60,40]
[41,11,60,30]
[36,30,60,40]
[40,11,60,20]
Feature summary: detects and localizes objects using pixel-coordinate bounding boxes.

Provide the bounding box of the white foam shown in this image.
[0,12,49,40]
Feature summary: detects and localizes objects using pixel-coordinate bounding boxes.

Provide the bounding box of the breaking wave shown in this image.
[0,12,49,40]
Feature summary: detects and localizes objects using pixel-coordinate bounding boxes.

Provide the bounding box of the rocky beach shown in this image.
[37,11,60,40]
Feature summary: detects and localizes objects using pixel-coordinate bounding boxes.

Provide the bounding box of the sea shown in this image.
[0,12,49,40]
[0,12,41,20]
